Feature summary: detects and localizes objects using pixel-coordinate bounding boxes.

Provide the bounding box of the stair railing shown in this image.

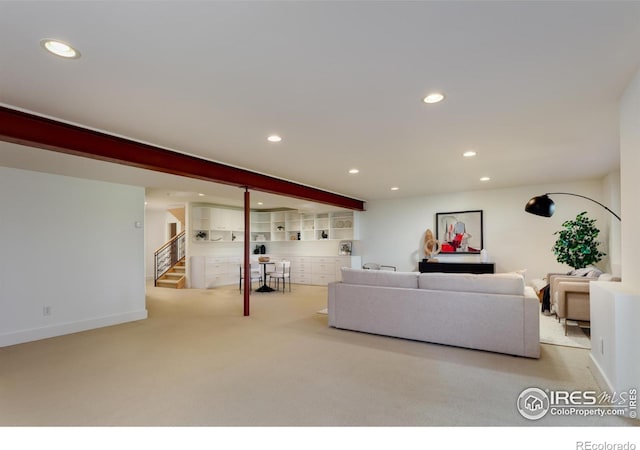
[154,231,186,286]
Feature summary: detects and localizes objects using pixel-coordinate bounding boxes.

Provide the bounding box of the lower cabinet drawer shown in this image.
[296,261,311,270]
[311,273,336,285]
[205,275,226,288]
[291,273,310,284]
[206,263,226,274]
[312,262,335,274]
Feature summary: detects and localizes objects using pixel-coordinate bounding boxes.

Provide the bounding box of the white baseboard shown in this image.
[589,353,614,392]
[0,310,148,348]
[589,353,640,421]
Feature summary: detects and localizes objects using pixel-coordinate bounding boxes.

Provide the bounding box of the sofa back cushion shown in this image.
[341,268,419,289]
[418,272,524,295]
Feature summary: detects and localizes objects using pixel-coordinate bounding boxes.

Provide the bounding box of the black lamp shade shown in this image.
[525,194,555,217]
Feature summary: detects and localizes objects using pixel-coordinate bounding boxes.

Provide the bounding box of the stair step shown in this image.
[164,272,183,278]
[156,277,185,289]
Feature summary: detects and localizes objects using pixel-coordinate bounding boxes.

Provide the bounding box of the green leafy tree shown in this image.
[552,212,606,269]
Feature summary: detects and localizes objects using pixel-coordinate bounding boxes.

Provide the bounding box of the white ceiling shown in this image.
[1,1,640,211]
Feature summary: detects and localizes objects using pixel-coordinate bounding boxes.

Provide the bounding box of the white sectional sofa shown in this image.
[328,268,540,358]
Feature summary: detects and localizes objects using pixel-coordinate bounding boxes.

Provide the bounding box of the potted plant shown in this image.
[552,211,605,269]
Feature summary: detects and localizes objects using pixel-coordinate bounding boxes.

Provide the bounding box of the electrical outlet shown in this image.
[43,306,51,316]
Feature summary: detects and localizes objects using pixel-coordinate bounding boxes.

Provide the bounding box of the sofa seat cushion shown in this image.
[418,272,524,295]
[341,267,419,289]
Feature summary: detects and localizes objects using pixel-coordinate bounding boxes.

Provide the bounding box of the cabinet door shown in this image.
[210,208,244,232]
[229,209,244,231]
[211,208,229,230]
[192,207,211,230]
[190,256,206,288]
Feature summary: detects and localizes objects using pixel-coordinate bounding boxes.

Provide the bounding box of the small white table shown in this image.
[255,261,275,292]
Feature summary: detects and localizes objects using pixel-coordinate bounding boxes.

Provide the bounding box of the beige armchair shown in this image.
[549,273,620,335]
[550,275,591,334]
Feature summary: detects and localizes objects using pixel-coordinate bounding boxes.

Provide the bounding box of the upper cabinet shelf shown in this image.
[192,204,358,243]
[255,210,358,242]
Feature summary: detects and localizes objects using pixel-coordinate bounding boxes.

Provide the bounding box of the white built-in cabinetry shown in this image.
[250,211,272,242]
[192,206,244,243]
[251,210,357,242]
[189,255,361,288]
[189,203,361,288]
[190,256,242,288]
[192,204,358,243]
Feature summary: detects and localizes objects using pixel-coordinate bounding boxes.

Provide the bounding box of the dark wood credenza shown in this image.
[418,261,495,274]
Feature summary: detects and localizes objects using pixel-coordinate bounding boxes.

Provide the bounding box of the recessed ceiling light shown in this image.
[480,177,491,182]
[423,93,445,104]
[257,202,264,205]
[348,169,359,174]
[267,135,282,143]
[390,186,400,191]
[463,151,477,157]
[198,193,205,196]
[40,39,81,59]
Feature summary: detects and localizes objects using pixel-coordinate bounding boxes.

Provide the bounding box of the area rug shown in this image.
[539,311,590,349]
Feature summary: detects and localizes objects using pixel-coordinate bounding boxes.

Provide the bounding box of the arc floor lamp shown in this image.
[525,192,621,221]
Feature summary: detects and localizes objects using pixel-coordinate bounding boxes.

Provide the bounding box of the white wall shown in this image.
[589,67,640,396]
[620,68,640,289]
[0,167,147,347]
[359,179,612,283]
[602,171,622,277]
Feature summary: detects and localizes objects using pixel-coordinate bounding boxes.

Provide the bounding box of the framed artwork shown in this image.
[339,240,352,255]
[435,210,483,254]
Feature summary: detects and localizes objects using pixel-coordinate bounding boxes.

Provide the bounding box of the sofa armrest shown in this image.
[523,287,541,358]
[556,280,590,295]
[550,275,591,294]
[546,272,570,282]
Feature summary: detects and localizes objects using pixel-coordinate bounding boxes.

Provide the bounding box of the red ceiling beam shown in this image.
[0,106,365,211]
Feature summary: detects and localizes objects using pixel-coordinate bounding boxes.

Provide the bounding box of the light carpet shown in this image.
[539,311,590,349]
[1,283,626,426]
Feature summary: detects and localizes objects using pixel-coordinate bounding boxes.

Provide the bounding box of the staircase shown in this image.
[155,258,186,289]
[154,231,186,288]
